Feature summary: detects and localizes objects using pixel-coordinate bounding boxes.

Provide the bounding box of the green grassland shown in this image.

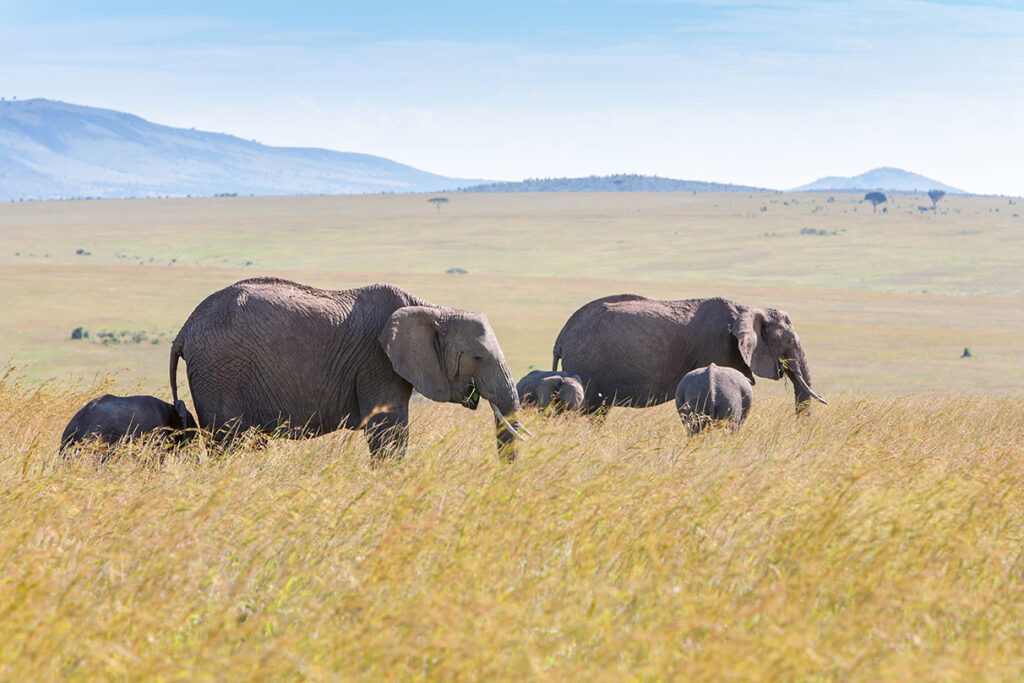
[1,191,1023,678]
[1,192,1023,394]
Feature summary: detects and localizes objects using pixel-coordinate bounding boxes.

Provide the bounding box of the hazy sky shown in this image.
[2,0,1022,194]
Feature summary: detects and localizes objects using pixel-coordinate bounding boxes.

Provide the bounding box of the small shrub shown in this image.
[88,329,171,346]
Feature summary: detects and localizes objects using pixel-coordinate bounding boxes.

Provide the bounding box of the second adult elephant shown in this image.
[552,294,826,413]
[170,278,527,461]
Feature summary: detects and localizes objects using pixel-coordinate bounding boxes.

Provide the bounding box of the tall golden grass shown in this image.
[2,367,1023,679]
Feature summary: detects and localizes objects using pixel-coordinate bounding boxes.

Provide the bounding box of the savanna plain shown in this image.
[1,192,1023,678]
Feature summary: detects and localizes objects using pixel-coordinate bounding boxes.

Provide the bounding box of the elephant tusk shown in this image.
[491,403,527,441]
[517,423,534,437]
[792,370,829,405]
[500,415,528,442]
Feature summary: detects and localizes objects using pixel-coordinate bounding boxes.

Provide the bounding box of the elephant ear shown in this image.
[378,306,450,402]
[536,377,558,407]
[730,310,780,380]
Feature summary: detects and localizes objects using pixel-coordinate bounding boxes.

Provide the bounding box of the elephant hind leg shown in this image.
[740,390,753,424]
[677,404,697,435]
[204,416,273,452]
[582,403,611,427]
[581,389,611,418]
[687,415,711,435]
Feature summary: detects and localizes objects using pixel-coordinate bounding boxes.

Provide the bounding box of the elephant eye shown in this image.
[473,354,483,361]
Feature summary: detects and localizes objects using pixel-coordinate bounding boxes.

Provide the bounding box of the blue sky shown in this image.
[2,0,1022,193]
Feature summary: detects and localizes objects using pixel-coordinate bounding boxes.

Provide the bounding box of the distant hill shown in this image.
[0,101,975,201]
[0,99,482,200]
[458,174,769,193]
[793,167,965,194]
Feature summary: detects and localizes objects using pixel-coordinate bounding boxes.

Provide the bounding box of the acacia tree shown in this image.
[428,197,449,214]
[928,189,946,209]
[864,191,887,212]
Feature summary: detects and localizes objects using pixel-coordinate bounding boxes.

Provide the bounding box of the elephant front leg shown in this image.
[364,411,409,463]
[358,383,412,464]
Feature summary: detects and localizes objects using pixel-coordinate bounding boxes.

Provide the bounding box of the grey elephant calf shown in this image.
[516,370,585,414]
[675,364,753,434]
[61,394,198,453]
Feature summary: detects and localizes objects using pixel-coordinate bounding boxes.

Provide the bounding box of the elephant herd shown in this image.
[61,277,827,460]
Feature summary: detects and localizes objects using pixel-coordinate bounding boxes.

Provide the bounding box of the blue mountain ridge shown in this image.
[0,99,968,199]
[0,98,482,200]
[793,167,964,194]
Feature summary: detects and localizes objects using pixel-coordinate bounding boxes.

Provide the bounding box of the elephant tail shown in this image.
[552,327,567,371]
[169,336,184,403]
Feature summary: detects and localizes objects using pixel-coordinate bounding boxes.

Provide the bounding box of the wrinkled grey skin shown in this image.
[675,363,753,434]
[553,294,825,414]
[170,278,523,461]
[61,394,197,453]
[516,370,585,414]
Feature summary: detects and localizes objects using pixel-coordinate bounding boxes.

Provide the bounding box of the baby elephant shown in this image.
[61,394,198,453]
[675,364,753,434]
[516,370,585,414]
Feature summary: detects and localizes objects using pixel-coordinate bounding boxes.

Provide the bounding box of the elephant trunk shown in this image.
[788,352,827,411]
[477,366,526,461]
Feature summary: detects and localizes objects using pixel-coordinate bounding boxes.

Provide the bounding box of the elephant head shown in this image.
[379,306,526,457]
[730,307,827,411]
[536,374,584,413]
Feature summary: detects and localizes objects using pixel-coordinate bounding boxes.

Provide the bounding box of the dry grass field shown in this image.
[1,191,1023,678]
[3,374,1024,679]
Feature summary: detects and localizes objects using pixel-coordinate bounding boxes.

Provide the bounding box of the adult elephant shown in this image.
[170,278,527,461]
[552,294,827,413]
